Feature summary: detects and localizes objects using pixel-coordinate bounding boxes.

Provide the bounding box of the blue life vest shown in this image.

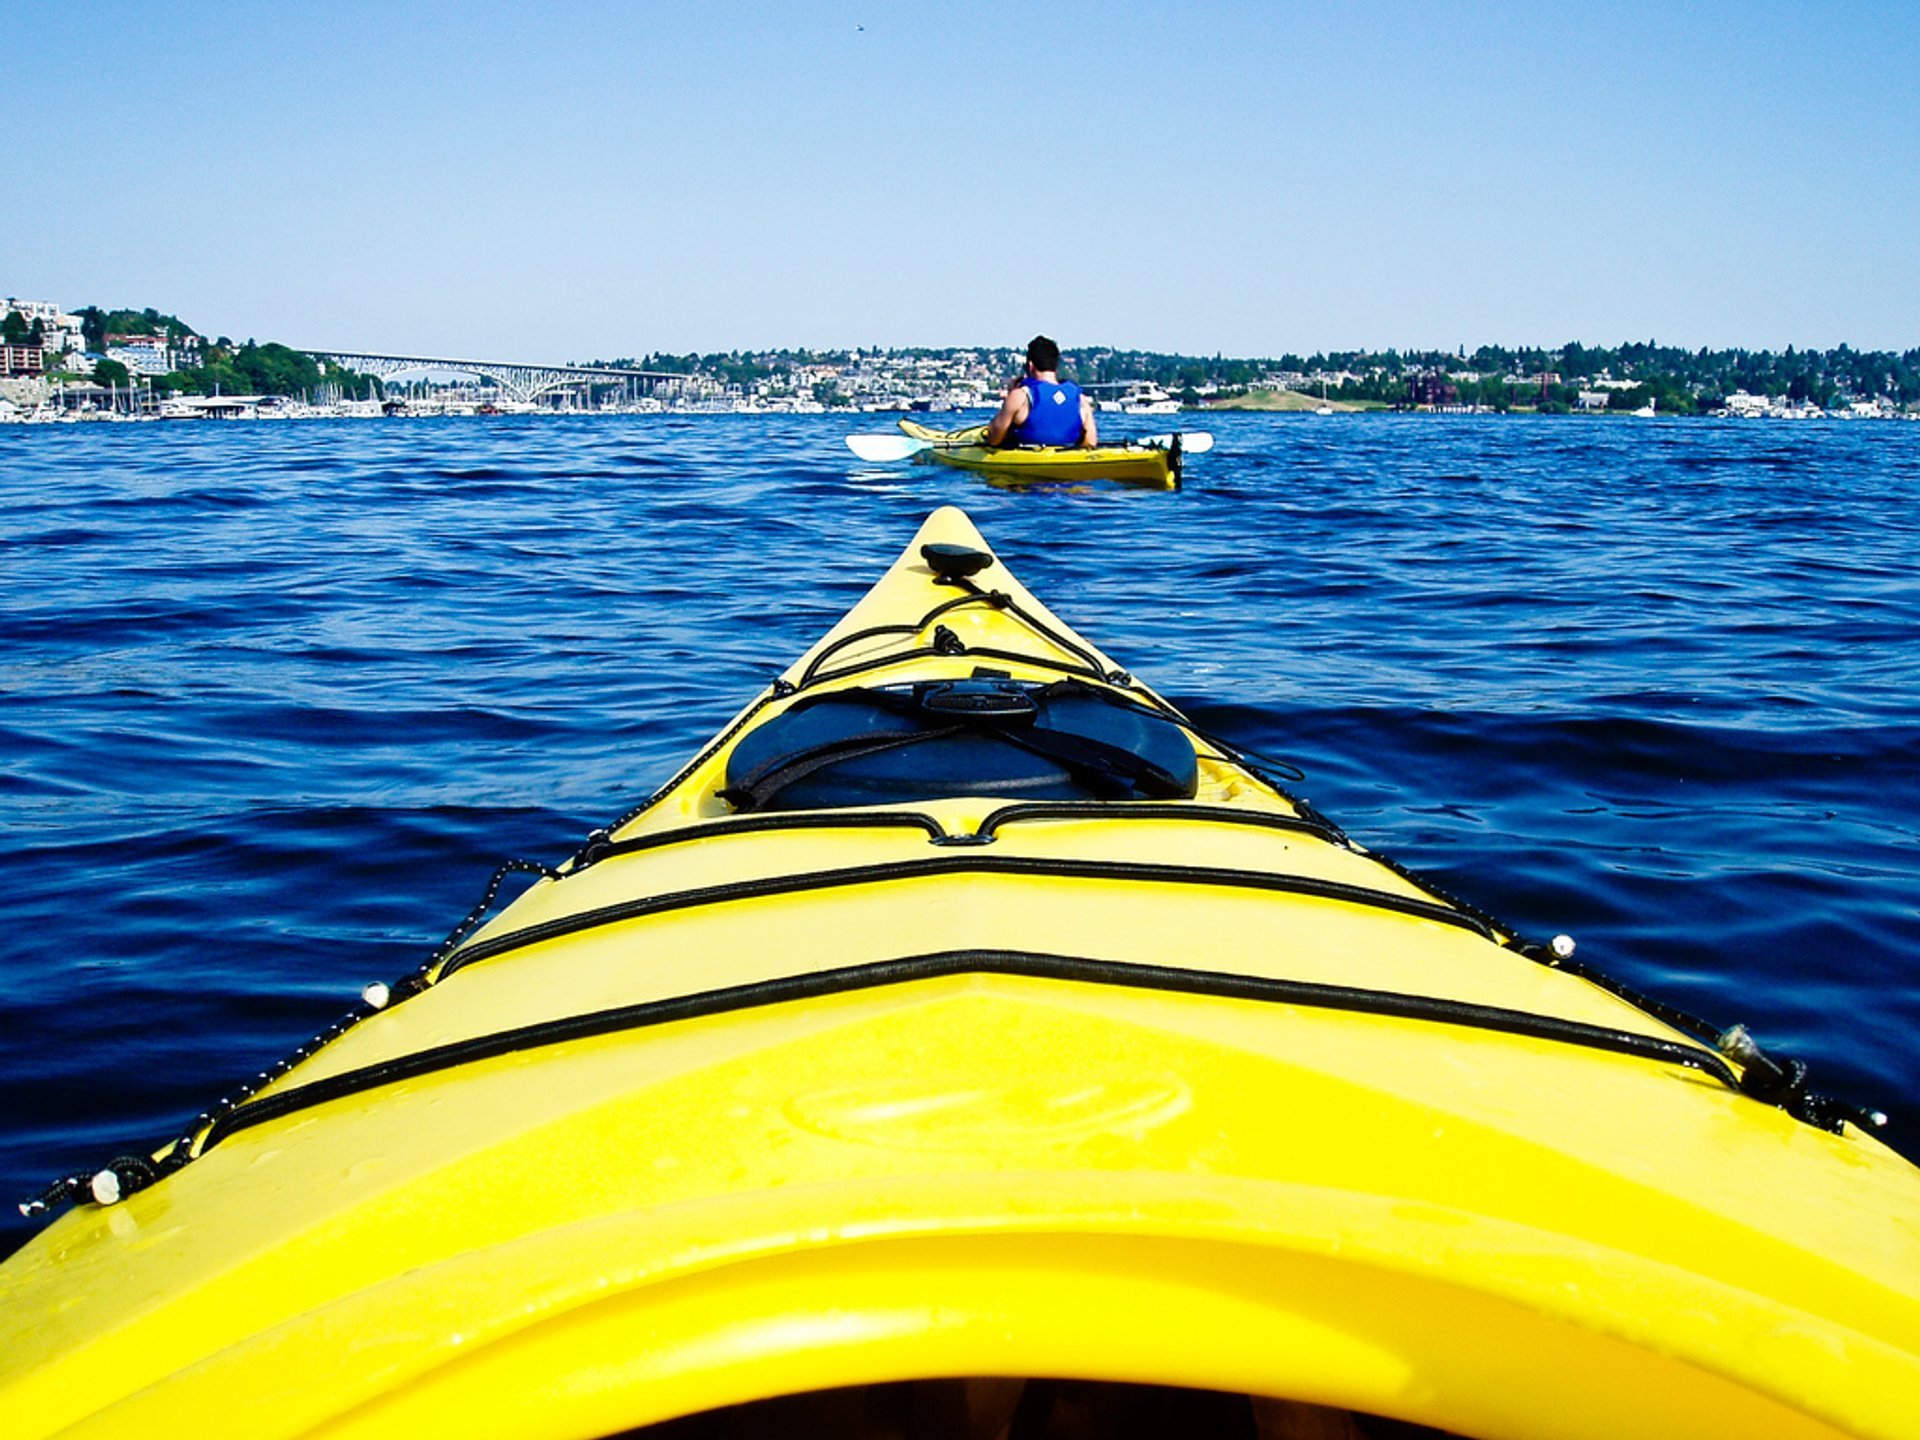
[1014,377,1085,446]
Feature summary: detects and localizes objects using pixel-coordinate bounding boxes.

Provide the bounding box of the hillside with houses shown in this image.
[6,291,1916,422]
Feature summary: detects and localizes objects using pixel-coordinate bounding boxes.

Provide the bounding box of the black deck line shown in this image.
[436,853,1496,979]
[206,947,1738,1152]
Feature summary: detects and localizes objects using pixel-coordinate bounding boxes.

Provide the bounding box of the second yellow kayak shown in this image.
[897,418,1182,486]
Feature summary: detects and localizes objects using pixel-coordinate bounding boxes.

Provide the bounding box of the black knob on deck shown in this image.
[921,542,994,581]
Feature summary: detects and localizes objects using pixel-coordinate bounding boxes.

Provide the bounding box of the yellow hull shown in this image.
[3,508,1918,1440]
[898,419,1178,487]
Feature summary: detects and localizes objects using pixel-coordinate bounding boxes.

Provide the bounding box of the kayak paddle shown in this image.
[846,434,935,461]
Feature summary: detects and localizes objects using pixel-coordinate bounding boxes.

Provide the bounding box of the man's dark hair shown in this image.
[1026,335,1061,372]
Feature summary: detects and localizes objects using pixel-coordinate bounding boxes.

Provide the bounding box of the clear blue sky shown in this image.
[7,1,1916,361]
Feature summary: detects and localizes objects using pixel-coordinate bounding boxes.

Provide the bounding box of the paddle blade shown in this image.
[1136,431,1215,454]
[846,434,929,462]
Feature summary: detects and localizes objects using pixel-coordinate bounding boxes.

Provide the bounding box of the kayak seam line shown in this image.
[207,948,1739,1152]
[976,802,1346,847]
[583,810,949,863]
[802,643,1109,693]
[585,803,1337,866]
[606,692,782,833]
[438,856,1495,979]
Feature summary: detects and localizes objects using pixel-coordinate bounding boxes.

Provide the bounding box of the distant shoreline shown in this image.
[9,305,1917,422]
[1205,389,1373,413]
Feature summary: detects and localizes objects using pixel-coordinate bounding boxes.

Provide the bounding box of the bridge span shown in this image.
[304,349,687,404]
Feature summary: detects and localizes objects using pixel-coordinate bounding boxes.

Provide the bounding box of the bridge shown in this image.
[304,349,688,404]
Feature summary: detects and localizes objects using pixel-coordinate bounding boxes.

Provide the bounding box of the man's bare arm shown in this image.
[985,379,1029,447]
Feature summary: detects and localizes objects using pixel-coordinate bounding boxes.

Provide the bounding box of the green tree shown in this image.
[93,357,130,387]
[76,305,198,350]
[2,310,28,344]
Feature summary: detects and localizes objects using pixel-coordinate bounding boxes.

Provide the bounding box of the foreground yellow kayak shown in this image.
[896,419,1183,486]
[4,507,1919,1440]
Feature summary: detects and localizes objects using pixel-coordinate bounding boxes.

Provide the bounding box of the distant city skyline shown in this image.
[8,1,1918,362]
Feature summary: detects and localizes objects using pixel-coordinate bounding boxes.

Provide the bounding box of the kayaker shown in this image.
[986,335,1098,449]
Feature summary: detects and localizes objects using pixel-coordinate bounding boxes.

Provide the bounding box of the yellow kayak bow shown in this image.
[4,507,1918,1440]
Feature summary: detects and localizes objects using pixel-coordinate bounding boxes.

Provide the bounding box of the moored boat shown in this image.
[3,506,1918,1440]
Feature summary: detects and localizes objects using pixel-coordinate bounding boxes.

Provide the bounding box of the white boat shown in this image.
[1117,384,1182,415]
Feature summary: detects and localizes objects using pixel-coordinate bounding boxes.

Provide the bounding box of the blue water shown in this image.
[4,414,1918,1253]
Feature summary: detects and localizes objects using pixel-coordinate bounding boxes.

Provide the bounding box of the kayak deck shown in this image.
[898,418,1179,487]
[3,507,1917,1440]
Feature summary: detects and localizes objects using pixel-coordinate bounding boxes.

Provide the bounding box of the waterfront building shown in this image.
[3,298,85,356]
[1408,372,1459,407]
[1,342,46,377]
[106,333,174,375]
